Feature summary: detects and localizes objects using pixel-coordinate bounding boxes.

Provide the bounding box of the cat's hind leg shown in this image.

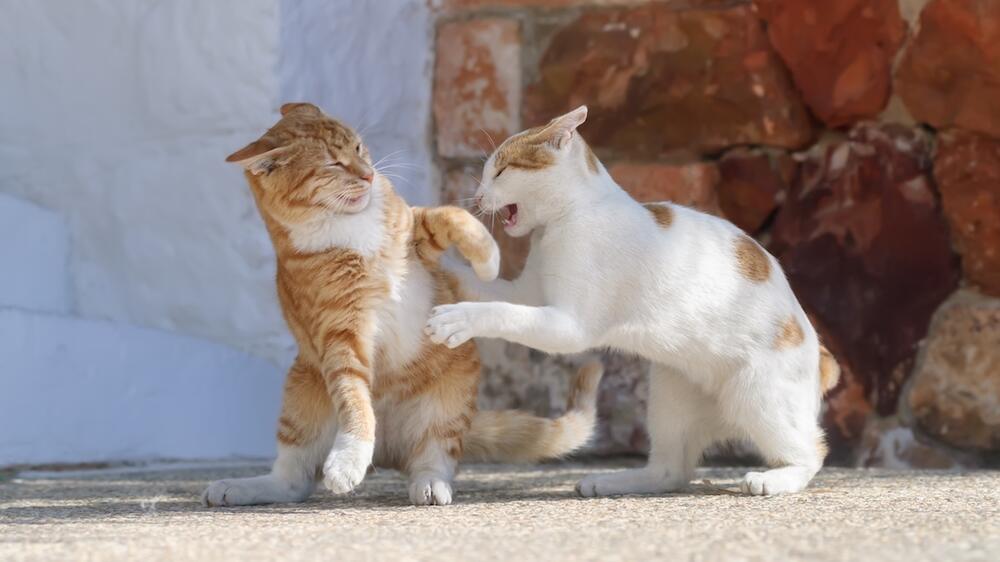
[725,356,824,496]
[577,363,719,497]
[203,361,334,507]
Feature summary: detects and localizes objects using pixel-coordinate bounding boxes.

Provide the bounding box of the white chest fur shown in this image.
[285,183,386,257]
[374,259,435,371]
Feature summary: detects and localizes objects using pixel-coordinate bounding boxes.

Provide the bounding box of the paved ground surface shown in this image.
[1,459,998,562]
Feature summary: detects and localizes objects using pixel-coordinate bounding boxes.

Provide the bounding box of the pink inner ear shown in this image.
[225,139,274,163]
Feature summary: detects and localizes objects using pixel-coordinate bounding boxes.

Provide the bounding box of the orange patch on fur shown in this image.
[494,125,556,172]
[774,315,805,349]
[332,377,375,441]
[412,206,495,270]
[734,235,771,282]
[642,203,674,229]
[818,345,841,394]
[816,433,829,463]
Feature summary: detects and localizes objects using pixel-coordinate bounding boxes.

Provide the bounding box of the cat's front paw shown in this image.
[322,436,373,494]
[425,303,484,348]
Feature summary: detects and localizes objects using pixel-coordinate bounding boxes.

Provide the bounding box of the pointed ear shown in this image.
[546,105,588,149]
[280,102,320,116]
[225,139,293,176]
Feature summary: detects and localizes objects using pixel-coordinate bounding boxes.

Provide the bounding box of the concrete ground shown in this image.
[1,460,998,562]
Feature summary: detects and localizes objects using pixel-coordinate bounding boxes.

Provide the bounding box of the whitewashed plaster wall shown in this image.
[0,0,435,465]
[0,0,434,365]
[281,0,436,206]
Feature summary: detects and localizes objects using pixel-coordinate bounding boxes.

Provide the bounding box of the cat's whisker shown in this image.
[377,164,421,173]
[372,149,408,170]
[479,128,498,152]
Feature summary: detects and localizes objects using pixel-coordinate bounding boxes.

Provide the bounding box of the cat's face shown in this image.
[476,106,590,237]
[226,103,376,226]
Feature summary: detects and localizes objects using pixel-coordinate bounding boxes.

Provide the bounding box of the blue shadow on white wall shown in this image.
[0,0,434,466]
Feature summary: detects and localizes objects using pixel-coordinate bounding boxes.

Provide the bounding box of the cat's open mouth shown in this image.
[499,203,519,227]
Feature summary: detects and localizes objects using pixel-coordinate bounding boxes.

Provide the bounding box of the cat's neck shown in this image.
[277,176,390,258]
[538,161,624,231]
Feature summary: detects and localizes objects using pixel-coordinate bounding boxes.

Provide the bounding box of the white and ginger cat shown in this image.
[426,106,841,496]
[203,103,602,507]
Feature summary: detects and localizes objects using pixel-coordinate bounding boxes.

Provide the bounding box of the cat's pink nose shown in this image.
[361,171,374,183]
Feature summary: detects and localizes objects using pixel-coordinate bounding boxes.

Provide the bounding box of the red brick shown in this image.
[934,130,1000,296]
[430,0,739,10]
[754,0,906,127]
[716,148,792,233]
[770,123,959,440]
[609,162,722,215]
[434,19,521,158]
[895,0,1000,139]
[524,4,812,158]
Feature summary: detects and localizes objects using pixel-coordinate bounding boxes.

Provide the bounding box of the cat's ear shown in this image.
[280,102,320,116]
[546,105,588,149]
[225,139,293,176]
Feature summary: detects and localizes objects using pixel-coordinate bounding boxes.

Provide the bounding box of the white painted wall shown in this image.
[280,0,436,206]
[0,0,292,363]
[0,308,283,466]
[0,0,435,465]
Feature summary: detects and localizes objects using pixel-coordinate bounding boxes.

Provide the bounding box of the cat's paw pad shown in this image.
[322,441,372,494]
[472,244,500,282]
[408,476,453,506]
[425,304,477,348]
[740,471,803,496]
[203,479,254,507]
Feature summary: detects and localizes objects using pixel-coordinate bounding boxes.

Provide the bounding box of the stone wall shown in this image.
[427,0,1000,466]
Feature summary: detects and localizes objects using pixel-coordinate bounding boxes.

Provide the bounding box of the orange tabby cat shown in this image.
[202,103,602,506]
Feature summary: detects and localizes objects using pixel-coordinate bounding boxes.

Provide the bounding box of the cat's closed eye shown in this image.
[494,167,505,179]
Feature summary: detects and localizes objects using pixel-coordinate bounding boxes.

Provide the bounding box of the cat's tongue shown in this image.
[500,204,518,227]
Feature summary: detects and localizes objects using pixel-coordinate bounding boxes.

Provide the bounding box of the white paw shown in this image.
[425,303,480,349]
[322,436,373,495]
[740,470,805,496]
[576,473,650,498]
[408,475,453,506]
[202,478,264,507]
[203,479,240,507]
[575,474,607,498]
[473,244,500,282]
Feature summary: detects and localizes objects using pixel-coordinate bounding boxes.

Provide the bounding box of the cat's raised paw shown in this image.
[408,475,453,506]
[472,244,501,282]
[323,439,373,494]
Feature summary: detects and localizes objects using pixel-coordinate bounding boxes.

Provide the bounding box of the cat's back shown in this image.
[628,200,810,359]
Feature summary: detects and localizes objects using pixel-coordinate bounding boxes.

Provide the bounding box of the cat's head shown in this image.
[226,103,375,226]
[476,106,593,237]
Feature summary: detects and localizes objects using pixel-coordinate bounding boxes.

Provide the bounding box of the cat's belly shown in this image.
[373,259,435,372]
